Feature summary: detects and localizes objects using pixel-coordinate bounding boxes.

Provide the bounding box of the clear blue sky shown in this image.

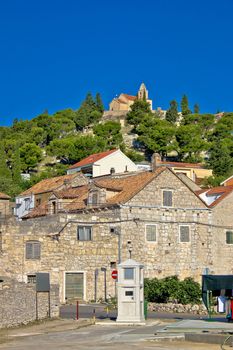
[0,0,232,126]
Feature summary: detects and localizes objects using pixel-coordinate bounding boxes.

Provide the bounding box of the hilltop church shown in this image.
[109,83,153,112]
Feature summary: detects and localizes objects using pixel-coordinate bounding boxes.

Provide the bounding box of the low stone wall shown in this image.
[148,302,208,315]
[0,278,60,328]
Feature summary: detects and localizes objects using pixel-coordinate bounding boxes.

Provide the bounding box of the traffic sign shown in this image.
[111,270,118,280]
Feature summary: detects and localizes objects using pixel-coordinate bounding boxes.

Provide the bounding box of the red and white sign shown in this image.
[111,270,118,280]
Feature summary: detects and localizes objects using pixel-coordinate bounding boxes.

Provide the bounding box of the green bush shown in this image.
[144,276,201,305]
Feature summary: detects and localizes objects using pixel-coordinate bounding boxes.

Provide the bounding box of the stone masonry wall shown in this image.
[1,169,233,303]
[0,278,59,328]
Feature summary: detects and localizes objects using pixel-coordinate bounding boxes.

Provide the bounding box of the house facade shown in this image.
[15,173,88,219]
[2,168,232,303]
[67,149,138,177]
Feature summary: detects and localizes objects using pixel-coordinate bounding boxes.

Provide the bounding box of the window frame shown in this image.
[162,189,173,207]
[77,225,92,241]
[226,230,233,245]
[179,225,190,243]
[145,224,157,243]
[25,240,41,259]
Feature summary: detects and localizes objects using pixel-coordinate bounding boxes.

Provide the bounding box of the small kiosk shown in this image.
[116,259,145,324]
[202,275,233,320]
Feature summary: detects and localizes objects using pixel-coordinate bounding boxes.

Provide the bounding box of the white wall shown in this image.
[93,150,137,177]
[15,195,35,219]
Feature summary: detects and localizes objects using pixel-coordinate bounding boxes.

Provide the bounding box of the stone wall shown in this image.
[0,278,59,328]
[148,302,208,315]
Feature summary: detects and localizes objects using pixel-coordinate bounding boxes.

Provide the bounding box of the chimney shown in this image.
[151,153,161,172]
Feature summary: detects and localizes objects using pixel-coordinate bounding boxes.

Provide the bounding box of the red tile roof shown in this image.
[19,173,78,196]
[157,160,204,169]
[0,192,10,199]
[68,149,117,170]
[196,185,233,207]
[121,94,137,101]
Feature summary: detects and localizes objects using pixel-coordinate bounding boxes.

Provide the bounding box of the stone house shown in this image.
[15,173,88,219]
[0,192,11,218]
[67,149,137,177]
[3,167,233,304]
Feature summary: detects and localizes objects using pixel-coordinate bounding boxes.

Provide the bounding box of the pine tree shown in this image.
[95,93,104,113]
[165,100,179,124]
[12,146,22,184]
[181,95,191,116]
[0,142,11,178]
[194,103,200,114]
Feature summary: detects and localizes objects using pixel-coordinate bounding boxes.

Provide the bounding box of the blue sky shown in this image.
[0,0,232,126]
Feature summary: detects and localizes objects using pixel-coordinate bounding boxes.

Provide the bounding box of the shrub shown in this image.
[144,276,201,305]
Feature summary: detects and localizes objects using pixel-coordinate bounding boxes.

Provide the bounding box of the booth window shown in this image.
[179,225,190,242]
[77,226,92,241]
[124,268,134,280]
[146,224,157,242]
[226,231,233,244]
[25,241,41,259]
[163,190,172,207]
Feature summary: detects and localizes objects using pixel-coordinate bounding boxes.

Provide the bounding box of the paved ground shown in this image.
[0,320,226,350]
[0,305,232,349]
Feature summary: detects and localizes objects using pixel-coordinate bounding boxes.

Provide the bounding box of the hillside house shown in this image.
[152,153,212,185]
[67,149,137,177]
[2,167,233,303]
[15,173,88,219]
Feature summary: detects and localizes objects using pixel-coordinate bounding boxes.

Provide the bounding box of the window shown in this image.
[180,226,190,243]
[110,261,116,269]
[77,226,92,241]
[25,241,41,259]
[124,268,134,280]
[146,225,157,242]
[24,198,31,210]
[163,190,172,207]
[226,231,233,244]
[27,274,36,284]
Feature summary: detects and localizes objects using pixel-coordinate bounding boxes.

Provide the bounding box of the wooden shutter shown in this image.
[180,226,190,242]
[163,190,172,206]
[146,225,156,241]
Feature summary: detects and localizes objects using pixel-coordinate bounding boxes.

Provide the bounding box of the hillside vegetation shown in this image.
[0,92,233,198]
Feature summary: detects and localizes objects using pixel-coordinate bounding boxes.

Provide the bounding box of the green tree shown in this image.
[19,143,43,172]
[93,121,123,147]
[137,115,176,158]
[194,103,200,113]
[75,93,102,130]
[0,142,11,178]
[208,142,233,176]
[175,124,208,161]
[11,146,22,183]
[165,100,179,124]
[127,99,152,129]
[95,93,104,113]
[181,94,191,116]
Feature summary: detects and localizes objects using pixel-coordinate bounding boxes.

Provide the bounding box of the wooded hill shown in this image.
[0,92,233,198]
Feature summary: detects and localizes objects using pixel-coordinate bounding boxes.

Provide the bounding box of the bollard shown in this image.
[93,308,96,324]
[76,300,79,320]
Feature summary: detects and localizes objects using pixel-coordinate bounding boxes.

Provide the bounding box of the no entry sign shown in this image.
[111,270,118,280]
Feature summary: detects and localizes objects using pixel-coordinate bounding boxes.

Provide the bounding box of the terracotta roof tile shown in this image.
[19,173,78,196]
[68,149,117,170]
[53,187,84,199]
[95,168,166,205]
[121,94,137,101]
[157,160,205,169]
[0,192,10,199]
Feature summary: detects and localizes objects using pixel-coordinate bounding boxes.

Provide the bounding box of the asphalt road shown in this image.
[60,303,226,322]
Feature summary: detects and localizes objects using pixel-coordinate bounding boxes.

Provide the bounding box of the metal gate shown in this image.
[65,273,84,301]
